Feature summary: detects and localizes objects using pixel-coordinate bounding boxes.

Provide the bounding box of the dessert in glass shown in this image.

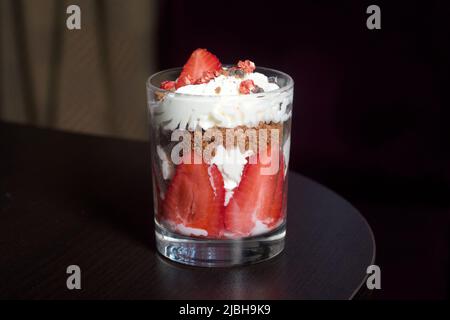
[146,49,294,266]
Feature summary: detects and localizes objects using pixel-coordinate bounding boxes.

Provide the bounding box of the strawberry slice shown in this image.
[160,80,176,91]
[224,148,284,236]
[175,74,194,88]
[162,153,225,238]
[237,60,256,73]
[239,79,256,94]
[257,156,284,227]
[176,48,221,89]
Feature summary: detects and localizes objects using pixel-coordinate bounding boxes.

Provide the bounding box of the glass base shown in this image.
[155,221,286,267]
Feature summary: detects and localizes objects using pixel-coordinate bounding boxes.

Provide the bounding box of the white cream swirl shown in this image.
[153,72,293,131]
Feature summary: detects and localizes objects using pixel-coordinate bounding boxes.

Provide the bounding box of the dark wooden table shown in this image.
[0,122,375,299]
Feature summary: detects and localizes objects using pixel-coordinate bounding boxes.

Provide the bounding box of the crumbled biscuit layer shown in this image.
[192,122,284,162]
[156,122,285,167]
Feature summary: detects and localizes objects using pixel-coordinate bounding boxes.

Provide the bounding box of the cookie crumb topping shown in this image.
[239,79,256,94]
[237,60,256,73]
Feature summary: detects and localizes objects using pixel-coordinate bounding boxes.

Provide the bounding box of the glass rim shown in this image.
[146,66,294,98]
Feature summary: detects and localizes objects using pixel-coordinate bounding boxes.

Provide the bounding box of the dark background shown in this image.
[1,0,449,299]
[157,0,449,299]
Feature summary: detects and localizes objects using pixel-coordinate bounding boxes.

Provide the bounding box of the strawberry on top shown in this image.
[160,48,258,94]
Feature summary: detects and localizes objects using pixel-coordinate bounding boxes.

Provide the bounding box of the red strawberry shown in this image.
[257,156,284,227]
[224,148,284,236]
[196,70,220,84]
[160,80,176,91]
[237,60,256,73]
[175,74,194,88]
[239,79,256,94]
[162,153,225,238]
[176,48,222,89]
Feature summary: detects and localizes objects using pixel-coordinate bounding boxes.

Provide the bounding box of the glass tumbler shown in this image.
[146,67,294,266]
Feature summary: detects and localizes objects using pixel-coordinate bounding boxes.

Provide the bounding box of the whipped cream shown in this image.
[250,220,271,236]
[210,145,253,205]
[156,145,174,180]
[162,219,209,237]
[175,223,208,237]
[175,72,279,95]
[283,136,290,177]
[154,72,293,131]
